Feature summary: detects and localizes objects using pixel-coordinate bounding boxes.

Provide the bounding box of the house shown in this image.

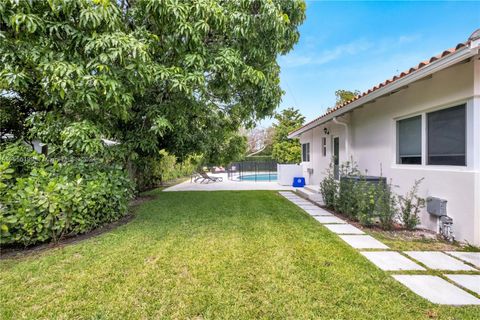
[288,29,480,245]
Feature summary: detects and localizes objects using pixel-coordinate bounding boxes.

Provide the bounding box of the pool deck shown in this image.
[163,173,294,192]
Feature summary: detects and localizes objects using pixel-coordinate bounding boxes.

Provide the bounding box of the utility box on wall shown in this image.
[426,197,447,217]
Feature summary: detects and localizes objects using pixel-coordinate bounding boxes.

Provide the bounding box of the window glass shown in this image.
[302,143,310,162]
[398,115,422,164]
[322,137,327,157]
[427,105,466,166]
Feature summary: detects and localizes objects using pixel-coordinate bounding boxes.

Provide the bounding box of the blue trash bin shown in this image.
[292,177,305,187]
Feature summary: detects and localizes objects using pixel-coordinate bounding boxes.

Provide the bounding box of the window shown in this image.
[397,115,422,164]
[322,137,327,157]
[302,143,310,162]
[427,104,466,166]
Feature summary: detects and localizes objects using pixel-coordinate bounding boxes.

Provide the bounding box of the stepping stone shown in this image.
[445,252,480,268]
[324,224,365,234]
[339,235,389,249]
[304,209,333,216]
[445,275,480,295]
[314,216,346,224]
[404,251,477,271]
[292,201,312,205]
[298,205,320,210]
[392,275,480,305]
[360,251,425,271]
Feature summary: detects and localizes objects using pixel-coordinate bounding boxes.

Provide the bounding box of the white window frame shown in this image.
[302,143,310,162]
[393,99,470,170]
[322,137,327,157]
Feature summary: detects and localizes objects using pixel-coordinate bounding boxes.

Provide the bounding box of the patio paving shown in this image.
[445,275,480,295]
[314,216,346,224]
[323,224,365,235]
[404,251,477,271]
[360,251,425,271]
[445,252,480,268]
[392,275,480,305]
[339,235,389,249]
[164,173,295,191]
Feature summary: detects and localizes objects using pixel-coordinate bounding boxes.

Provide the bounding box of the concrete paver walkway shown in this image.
[360,251,425,271]
[339,235,390,249]
[314,216,346,224]
[446,252,480,268]
[404,251,477,271]
[445,275,480,295]
[279,191,480,305]
[392,275,480,305]
[324,224,365,235]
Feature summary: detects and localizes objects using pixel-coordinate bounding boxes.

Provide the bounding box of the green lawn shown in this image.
[1,191,479,319]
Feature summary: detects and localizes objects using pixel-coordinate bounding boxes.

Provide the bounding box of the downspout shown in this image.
[332,117,350,161]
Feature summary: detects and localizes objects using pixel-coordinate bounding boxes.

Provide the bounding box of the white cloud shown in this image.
[280,38,372,67]
[279,34,421,68]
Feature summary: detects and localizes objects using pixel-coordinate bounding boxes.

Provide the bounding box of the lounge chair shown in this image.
[194,171,223,183]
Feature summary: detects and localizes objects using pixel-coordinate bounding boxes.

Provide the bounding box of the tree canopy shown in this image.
[271,107,304,163]
[334,89,360,106]
[0,0,306,168]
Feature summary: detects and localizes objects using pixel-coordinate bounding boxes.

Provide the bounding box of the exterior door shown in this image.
[333,136,340,180]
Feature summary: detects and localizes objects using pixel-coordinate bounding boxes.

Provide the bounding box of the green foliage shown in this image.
[60,121,103,157]
[374,180,397,230]
[271,107,305,163]
[319,160,398,230]
[398,178,425,230]
[133,150,203,190]
[1,0,306,169]
[0,160,134,246]
[0,0,305,244]
[319,162,337,209]
[335,161,361,217]
[335,89,361,106]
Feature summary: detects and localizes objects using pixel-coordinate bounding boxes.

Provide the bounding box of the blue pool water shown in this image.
[239,174,277,181]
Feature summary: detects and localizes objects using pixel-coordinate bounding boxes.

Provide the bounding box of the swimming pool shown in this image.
[239,173,277,181]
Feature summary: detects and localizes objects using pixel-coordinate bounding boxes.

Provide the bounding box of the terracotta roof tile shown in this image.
[289,40,470,136]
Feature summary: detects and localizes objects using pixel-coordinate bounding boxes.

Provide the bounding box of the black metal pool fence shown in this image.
[227,160,278,182]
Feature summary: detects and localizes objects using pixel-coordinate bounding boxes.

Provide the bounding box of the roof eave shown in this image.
[288,44,479,139]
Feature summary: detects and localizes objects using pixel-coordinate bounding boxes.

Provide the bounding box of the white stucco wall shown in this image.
[299,57,480,245]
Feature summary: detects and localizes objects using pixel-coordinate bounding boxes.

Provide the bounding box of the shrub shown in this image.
[398,178,425,230]
[0,160,134,246]
[319,162,338,209]
[335,161,360,217]
[319,160,397,230]
[374,180,397,230]
[355,181,377,226]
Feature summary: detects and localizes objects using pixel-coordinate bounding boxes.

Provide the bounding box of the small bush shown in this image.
[335,161,360,217]
[398,178,425,230]
[319,160,398,230]
[319,163,337,209]
[355,181,377,226]
[374,180,397,230]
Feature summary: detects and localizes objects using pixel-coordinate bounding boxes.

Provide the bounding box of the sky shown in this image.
[260,0,480,126]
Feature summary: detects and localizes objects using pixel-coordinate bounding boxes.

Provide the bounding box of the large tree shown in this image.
[271,107,304,163]
[0,0,306,170]
[334,89,360,106]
